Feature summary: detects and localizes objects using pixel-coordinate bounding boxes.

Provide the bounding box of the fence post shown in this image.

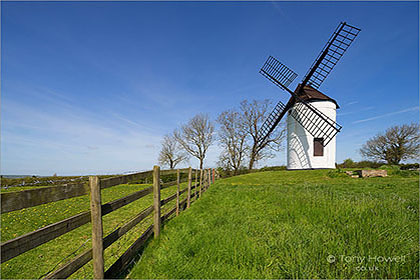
[203,169,207,190]
[176,169,180,216]
[89,176,104,279]
[208,169,211,188]
[212,168,215,183]
[204,170,208,191]
[187,167,192,208]
[199,169,203,198]
[153,166,161,238]
[194,169,198,200]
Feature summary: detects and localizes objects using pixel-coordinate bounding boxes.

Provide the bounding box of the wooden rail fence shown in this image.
[0,166,217,279]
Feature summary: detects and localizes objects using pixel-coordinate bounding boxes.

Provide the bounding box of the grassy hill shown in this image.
[128,169,419,279]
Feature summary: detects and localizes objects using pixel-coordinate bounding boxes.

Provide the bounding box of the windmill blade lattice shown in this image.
[257,21,360,149]
[301,22,361,89]
[289,97,342,146]
[259,56,298,91]
[257,100,287,146]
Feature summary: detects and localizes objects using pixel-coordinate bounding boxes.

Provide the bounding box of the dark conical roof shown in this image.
[294,84,340,109]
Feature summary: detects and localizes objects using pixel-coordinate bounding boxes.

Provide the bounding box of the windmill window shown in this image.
[314,138,324,156]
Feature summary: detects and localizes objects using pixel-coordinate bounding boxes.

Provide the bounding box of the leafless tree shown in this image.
[240,99,286,170]
[217,109,248,174]
[158,133,189,169]
[360,123,420,164]
[174,114,214,169]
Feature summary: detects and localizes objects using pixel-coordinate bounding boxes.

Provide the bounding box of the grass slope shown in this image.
[129,170,419,279]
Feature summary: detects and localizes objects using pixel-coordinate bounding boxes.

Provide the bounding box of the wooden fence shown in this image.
[0,166,217,279]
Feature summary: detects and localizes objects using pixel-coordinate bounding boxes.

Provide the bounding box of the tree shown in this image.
[360,123,420,164]
[158,133,189,169]
[174,114,214,169]
[342,158,355,168]
[217,109,248,174]
[239,99,286,170]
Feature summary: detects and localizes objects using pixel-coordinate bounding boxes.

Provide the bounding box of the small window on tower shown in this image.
[314,138,324,156]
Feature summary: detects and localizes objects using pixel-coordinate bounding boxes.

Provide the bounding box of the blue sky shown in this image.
[1,1,419,175]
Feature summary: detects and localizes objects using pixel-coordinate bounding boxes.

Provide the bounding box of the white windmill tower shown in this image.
[256,22,361,169]
[286,85,339,169]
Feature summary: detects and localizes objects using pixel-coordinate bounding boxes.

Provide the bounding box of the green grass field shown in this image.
[129,170,419,279]
[0,181,192,279]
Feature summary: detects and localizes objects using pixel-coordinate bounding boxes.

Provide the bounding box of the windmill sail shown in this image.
[256,56,298,146]
[289,96,342,146]
[257,100,288,146]
[301,22,361,89]
[260,56,298,91]
[258,58,343,148]
[257,21,360,149]
[257,92,341,148]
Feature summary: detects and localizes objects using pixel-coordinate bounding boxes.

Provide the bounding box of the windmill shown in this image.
[257,22,361,169]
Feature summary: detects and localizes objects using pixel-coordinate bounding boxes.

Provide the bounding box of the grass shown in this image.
[0,172,185,192]
[0,181,193,279]
[128,169,419,279]
[0,185,52,193]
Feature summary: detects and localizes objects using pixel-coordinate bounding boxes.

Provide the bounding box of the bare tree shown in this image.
[158,133,189,169]
[217,109,248,174]
[240,99,286,170]
[360,123,420,164]
[174,114,214,169]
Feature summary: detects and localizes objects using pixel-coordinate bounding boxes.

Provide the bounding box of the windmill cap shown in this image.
[294,84,340,109]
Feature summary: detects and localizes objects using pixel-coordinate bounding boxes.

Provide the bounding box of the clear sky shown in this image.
[1,1,419,175]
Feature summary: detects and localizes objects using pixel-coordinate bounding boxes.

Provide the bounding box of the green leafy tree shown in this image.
[342,158,355,168]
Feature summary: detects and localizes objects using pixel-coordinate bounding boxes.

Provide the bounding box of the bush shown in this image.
[216,165,288,177]
[376,165,418,177]
[355,160,385,169]
[341,158,355,168]
[127,172,190,184]
[216,167,229,178]
[400,163,419,170]
[258,166,287,172]
[159,172,189,183]
[336,160,385,169]
[378,165,400,174]
[215,167,250,178]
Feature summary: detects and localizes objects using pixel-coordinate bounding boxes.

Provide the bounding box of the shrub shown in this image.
[379,165,400,171]
[355,160,385,169]
[258,166,287,172]
[400,163,419,170]
[376,165,416,177]
[342,158,355,168]
[216,165,289,177]
[336,159,384,169]
[215,167,250,178]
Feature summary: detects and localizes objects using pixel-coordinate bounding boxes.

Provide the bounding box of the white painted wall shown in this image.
[287,100,337,169]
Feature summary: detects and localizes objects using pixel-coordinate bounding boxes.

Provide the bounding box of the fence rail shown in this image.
[0,168,194,214]
[1,166,216,279]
